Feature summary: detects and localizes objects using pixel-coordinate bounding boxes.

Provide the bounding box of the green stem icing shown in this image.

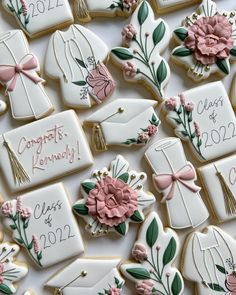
[8,0,29,30]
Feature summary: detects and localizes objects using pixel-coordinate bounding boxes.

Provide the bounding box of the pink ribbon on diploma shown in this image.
[153,164,200,202]
[0,54,44,93]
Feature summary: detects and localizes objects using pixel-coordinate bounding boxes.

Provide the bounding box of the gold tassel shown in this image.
[216,169,236,216]
[3,137,30,185]
[92,124,107,152]
[76,0,89,20]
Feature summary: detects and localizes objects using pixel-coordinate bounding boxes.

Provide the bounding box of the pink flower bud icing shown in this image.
[123,62,137,78]
[136,280,154,295]
[122,24,137,41]
[165,98,177,111]
[132,244,147,261]
[20,207,32,219]
[1,202,13,216]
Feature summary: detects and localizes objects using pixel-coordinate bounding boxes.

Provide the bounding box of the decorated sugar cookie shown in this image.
[2,0,73,38]
[85,99,160,151]
[45,25,115,109]
[172,0,236,81]
[182,226,236,295]
[0,233,28,294]
[163,82,236,162]
[198,154,236,223]
[1,183,84,268]
[75,0,140,22]
[121,212,184,295]
[0,30,53,121]
[0,110,93,192]
[46,257,124,295]
[145,137,209,229]
[73,155,155,237]
[0,100,7,115]
[153,0,200,14]
[111,1,170,101]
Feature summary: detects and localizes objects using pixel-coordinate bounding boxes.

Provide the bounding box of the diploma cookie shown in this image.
[111,0,170,101]
[0,30,53,121]
[1,183,84,268]
[121,212,184,295]
[45,24,115,109]
[74,0,140,23]
[0,233,28,294]
[0,110,93,192]
[163,82,236,162]
[181,226,236,295]
[85,98,160,151]
[2,0,73,38]
[198,154,236,223]
[46,257,125,295]
[145,137,209,229]
[153,0,200,14]
[73,155,155,237]
[0,100,7,115]
[172,0,236,81]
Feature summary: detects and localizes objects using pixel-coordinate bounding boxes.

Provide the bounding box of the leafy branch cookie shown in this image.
[121,212,184,295]
[111,0,170,101]
[172,0,236,81]
[73,155,155,237]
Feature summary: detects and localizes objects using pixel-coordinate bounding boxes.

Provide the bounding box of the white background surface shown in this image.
[0,0,236,294]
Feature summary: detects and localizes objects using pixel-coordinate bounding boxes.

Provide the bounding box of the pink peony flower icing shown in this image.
[132,244,147,261]
[86,176,138,227]
[226,273,236,294]
[184,15,234,65]
[136,280,154,295]
[109,287,121,295]
[123,62,137,78]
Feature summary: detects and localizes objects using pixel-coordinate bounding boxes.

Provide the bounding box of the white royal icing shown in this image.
[1,183,84,268]
[121,212,184,295]
[45,24,115,109]
[111,0,170,101]
[153,0,200,13]
[2,0,73,38]
[182,226,236,295]
[0,100,7,115]
[145,137,209,229]
[0,30,53,121]
[46,258,125,295]
[163,81,236,162]
[0,110,93,192]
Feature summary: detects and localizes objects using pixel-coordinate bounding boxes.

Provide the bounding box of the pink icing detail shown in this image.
[226,273,236,294]
[110,287,121,295]
[132,244,147,262]
[1,202,13,216]
[32,235,40,254]
[179,94,186,106]
[138,132,149,143]
[20,0,28,16]
[156,245,161,251]
[16,197,22,213]
[86,62,115,102]
[122,24,137,41]
[0,276,3,284]
[86,176,138,227]
[123,0,138,10]
[185,102,194,112]
[166,272,171,277]
[20,207,32,219]
[123,62,137,78]
[154,164,200,201]
[184,15,234,65]
[136,280,154,295]
[0,55,44,93]
[147,125,158,136]
[194,121,201,137]
[0,262,4,284]
[165,98,177,111]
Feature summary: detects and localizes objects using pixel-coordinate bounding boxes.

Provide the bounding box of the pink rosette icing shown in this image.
[86,176,138,227]
[226,273,236,294]
[136,280,154,295]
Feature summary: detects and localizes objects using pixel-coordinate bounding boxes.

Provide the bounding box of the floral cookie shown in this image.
[1,183,84,268]
[153,0,200,14]
[2,0,73,38]
[172,0,236,81]
[121,212,184,295]
[163,82,236,162]
[85,99,160,151]
[0,110,93,192]
[73,155,155,237]
[0,233,28,294]
[182,226,236,295]
[75,0,140,22]
[198,154,236,223]
[111,0,170,101]
[45,25,115,109]
[46,257,124,295]
[145,137,209,229]
[0,30,53,121]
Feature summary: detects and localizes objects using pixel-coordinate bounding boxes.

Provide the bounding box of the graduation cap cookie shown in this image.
[85,98,160,152]
[46,258,124,295]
